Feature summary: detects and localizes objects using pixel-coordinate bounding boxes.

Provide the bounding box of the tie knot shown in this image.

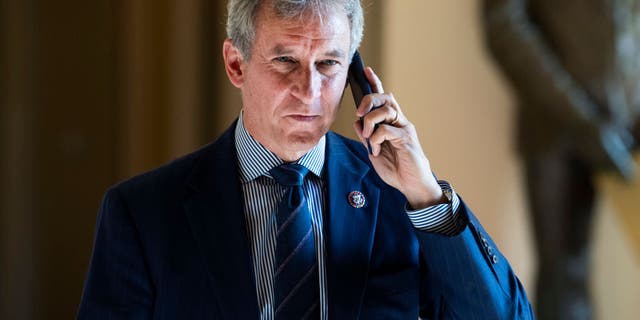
[269,163,309,187]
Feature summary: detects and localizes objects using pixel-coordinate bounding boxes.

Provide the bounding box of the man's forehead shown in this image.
[256,9,351,57]
[265,11,348,32]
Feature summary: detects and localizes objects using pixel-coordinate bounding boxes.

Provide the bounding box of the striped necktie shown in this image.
[269,163,319,319]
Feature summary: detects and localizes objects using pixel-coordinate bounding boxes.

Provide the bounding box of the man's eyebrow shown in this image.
[324,49,346,59]
[270,45,347,59]
[271,44,293,56]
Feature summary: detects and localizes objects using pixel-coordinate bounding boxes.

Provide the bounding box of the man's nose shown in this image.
[292,67,321,105]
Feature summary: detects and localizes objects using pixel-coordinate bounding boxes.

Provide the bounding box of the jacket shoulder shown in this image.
[111,121,237,201]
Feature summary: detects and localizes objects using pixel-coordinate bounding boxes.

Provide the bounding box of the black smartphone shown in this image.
[347,50,375,154]
[348,51,373,107]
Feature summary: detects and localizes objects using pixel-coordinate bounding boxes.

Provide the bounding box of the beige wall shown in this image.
[593,172,640,320]
[332,1,640,319]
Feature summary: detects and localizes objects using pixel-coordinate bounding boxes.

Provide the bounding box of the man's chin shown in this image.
[286,132,323,148]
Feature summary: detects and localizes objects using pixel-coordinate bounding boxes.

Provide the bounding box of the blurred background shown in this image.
[1,0,639,319]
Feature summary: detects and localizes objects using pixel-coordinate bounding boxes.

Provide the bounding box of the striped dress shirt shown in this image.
[234,112,461,320]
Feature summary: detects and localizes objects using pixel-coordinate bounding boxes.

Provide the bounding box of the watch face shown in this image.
[438,180,454,202]
[444,189,453,202]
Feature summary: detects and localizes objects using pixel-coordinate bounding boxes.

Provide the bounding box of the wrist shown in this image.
[406,180,446,210]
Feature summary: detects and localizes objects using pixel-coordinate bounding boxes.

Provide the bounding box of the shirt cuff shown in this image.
[405,180,461,236]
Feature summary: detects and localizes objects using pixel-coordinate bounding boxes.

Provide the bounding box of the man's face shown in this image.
[226,6,351,161]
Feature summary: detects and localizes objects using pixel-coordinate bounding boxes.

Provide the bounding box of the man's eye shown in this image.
[317,60,341,75]
[274,56,295,63]
[319,60,339,66]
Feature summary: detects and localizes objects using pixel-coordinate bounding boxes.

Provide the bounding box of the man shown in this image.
[78,0,533,318]
[482,0,640,319]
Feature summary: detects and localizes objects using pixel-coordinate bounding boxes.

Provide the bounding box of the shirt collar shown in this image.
[235,111,325,182]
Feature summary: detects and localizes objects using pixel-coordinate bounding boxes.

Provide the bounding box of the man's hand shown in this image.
[353,67,445,209]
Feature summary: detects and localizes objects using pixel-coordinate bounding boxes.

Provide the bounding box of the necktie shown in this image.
[269,163,319,319]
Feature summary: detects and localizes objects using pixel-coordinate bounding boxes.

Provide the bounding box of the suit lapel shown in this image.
[324,133,380,319]
[182,123,260,319]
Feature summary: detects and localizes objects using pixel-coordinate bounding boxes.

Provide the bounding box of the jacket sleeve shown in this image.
[77,187,154,319]
[417,197,534,320]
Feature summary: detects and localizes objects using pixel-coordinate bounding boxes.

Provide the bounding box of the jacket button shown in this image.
[491,255,498,264]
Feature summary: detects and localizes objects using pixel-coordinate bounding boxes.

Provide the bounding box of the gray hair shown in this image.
[226,0,364,60]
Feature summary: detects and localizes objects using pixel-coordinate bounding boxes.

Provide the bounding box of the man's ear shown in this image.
[223,39,245,88]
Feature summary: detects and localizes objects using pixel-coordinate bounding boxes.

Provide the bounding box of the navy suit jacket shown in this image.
[78,121,533,319]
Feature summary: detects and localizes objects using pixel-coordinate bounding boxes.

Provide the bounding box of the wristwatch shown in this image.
[438,180,454,203]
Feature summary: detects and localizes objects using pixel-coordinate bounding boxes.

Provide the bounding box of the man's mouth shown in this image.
[288,114,319,122]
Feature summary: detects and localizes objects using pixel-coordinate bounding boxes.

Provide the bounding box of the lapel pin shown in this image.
[347,191,366,209]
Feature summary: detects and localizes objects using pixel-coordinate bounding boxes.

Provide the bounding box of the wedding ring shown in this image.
[390,111,400,126]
